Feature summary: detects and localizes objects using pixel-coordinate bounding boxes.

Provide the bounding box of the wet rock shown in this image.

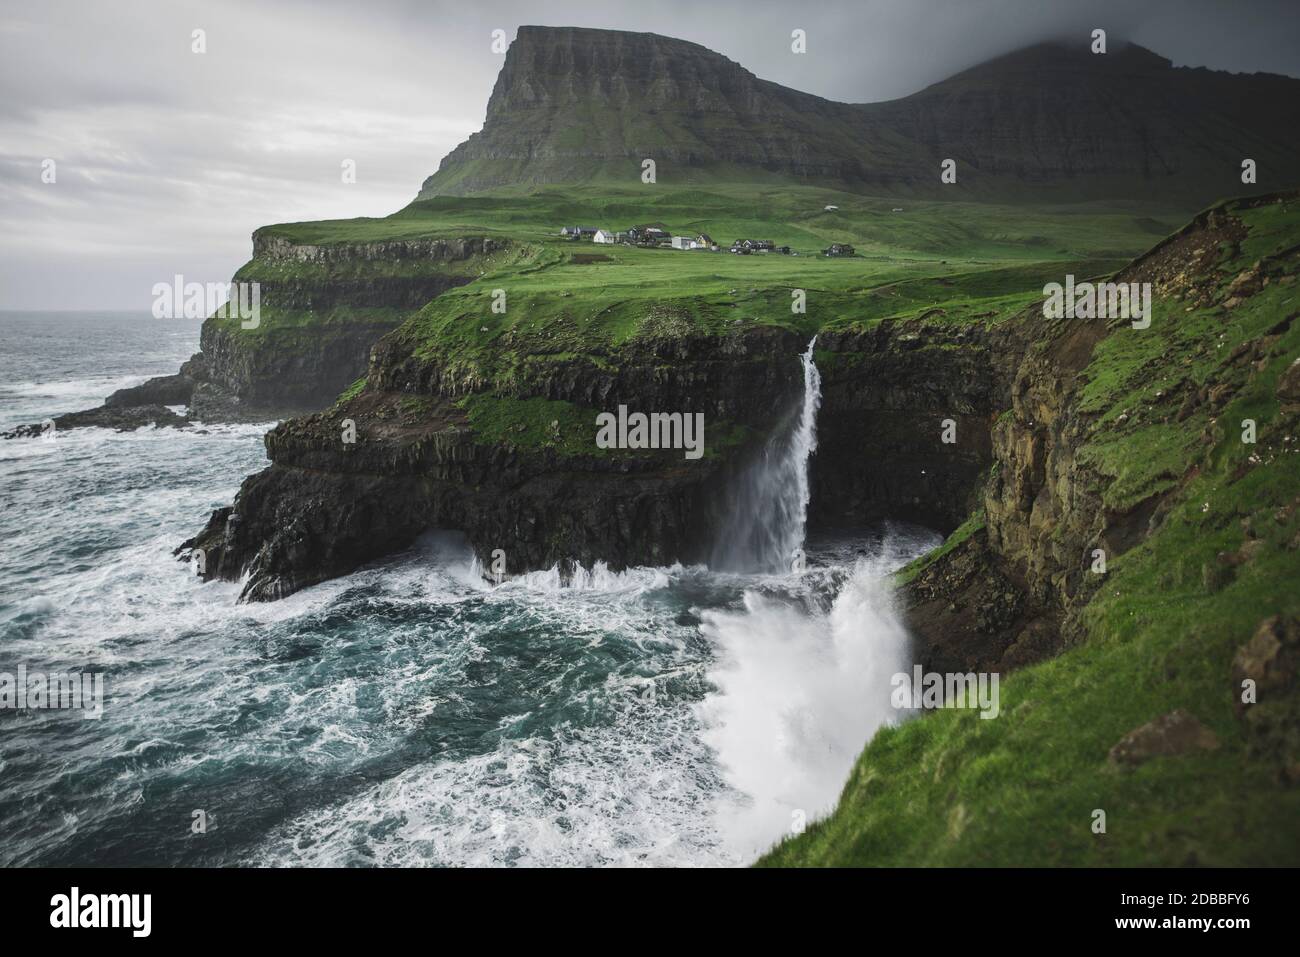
[1001,618,1059,670]
[105,372,196,408]
[2,404,188,439]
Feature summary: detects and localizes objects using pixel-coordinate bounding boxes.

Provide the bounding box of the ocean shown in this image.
[0,311,937,866]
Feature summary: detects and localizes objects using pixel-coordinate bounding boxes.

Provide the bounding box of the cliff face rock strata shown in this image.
[184,325,813,600]
[188,319,405,419]
[811,319,1025,532]
[902,192,1300,675]
[8,233,509,431]
[184,310,1057,601]
[183,235,505,419]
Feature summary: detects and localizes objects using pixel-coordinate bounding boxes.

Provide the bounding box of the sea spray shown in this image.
[698,557,912,858]
[711,337,821,573]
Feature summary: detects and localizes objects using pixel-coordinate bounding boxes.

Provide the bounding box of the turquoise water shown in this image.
[0,312,937,866]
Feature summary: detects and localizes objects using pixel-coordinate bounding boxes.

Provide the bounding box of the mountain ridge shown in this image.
[417,25,1300,203]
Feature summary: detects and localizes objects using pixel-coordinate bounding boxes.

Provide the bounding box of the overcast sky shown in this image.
[2,0,1298,310]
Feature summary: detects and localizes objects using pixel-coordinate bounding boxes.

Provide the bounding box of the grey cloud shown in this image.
[1,0,1297,309]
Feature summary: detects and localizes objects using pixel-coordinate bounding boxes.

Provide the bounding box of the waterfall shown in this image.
[711,337,821,573]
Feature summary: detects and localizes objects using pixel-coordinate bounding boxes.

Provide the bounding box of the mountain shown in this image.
[419,26,886,196]
[418,25,1300,203]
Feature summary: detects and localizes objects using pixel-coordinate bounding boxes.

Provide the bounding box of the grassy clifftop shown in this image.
[261,183,1175,258]
[263,184,1177,405]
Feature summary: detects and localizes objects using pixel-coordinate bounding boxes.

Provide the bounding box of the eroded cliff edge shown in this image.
[4,232,505,437]
[180,278,1043,601]
[181,324,805,599]
[900,192,1300,679]
[185,232,505,419]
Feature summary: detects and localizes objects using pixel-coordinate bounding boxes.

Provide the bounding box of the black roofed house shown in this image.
[696,233,714,248]
[824,243,856,257]
[629,224,669,244]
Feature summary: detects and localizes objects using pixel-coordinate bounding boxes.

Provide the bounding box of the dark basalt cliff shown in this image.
[420,26,1300,203]
[810,320,1025,531]
[181,324,811,599]
[173,26,1300,709]
[182,301,1045,602]
[180,186,1300,609]
[183,234,504,420]
[3,234,502,435]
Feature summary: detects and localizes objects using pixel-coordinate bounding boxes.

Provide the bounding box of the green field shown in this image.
[260,183,1181,261]
[234,184,1194,398]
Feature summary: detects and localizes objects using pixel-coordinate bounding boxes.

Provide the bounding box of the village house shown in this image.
[670,236,696,250]
[560,226,598,240]
[628,224,670,245]
[696,233,715,249]
[824,243,856,257]
[824,205,839,211]
[593,229,618,244]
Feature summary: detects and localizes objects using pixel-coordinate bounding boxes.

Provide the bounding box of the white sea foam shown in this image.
[698,558,913,859]
[1,335,939,868]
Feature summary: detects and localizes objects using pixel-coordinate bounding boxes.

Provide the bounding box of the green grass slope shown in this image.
[759,196,1300,866]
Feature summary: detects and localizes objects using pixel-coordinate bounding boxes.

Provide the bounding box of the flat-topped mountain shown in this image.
[420,26,873,196]
[418,25,1300,203]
